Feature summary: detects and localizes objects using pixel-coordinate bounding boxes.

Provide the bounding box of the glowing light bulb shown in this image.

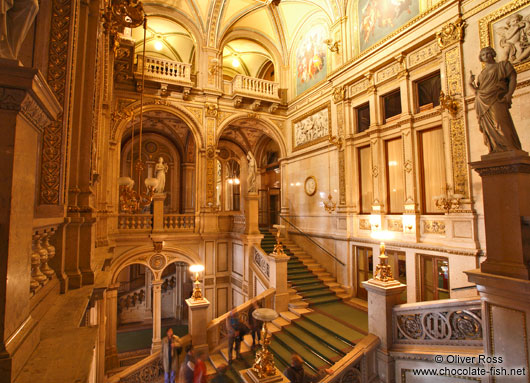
[154,40,163,51]
[234,178,240,185]
[232,58,240,67]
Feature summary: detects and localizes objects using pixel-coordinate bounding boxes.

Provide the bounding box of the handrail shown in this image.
[279,215,345,266]
[108,334,191,383]
[319,334,380,383]
[206,288,275,351]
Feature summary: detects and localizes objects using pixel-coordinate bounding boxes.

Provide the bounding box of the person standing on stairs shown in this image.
[162,328,182,383]
[248,301,262,349]
[180,345,195,383]
[193,350,208,383]
[226,309,243,363]
[283,354,333,383]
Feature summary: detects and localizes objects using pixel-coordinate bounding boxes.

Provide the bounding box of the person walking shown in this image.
[161,328,182,383]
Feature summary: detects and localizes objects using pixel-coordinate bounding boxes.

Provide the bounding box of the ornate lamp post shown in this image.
[189,264,205,301]
[250,308,280,380]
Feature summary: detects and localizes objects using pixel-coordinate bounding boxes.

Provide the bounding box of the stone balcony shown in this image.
[135,54,193,88]
[224,74,281,111]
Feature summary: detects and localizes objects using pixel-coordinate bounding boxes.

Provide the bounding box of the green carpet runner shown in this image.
[215,229,368,382]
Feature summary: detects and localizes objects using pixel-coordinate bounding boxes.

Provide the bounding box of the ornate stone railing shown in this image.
[232,74,279,100]
[320,334,380,383]
[253,246,270,280]
[136,55,192,86]
[30,225,58,295]
[163,214,195,230]
[206,288,275,351]
[393,298,483,347]
[108,335,191,383]
[118,214,153,231]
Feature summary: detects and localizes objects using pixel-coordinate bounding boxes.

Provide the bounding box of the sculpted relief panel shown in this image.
[480,0,530,72]
[292,103,331,151]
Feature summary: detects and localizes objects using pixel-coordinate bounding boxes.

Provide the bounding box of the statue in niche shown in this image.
[469,47,523,153]
[0,0,39,60]
[155,157,168,193]
[247,151,257,193]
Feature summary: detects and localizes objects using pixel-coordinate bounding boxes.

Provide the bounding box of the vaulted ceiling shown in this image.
[142,0,344,68]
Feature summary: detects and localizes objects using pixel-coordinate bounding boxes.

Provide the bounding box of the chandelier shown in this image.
[118,16,158,213]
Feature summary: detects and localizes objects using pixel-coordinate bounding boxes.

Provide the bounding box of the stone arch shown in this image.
[219,29,286,76]
[143,4,205,71]
[112,102,204,149]
[216,113,287,158]
[110,245,201,283]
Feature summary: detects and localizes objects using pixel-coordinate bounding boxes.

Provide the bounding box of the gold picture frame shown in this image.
[479,0,530,73]
[304,176,318,196]
[291,102,332,152]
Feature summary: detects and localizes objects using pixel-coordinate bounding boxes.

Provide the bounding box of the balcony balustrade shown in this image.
[136,55,192,86]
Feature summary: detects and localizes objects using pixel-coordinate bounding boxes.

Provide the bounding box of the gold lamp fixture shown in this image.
[189,264,205,301]
[118,16,159,213]
[371,230,395,283]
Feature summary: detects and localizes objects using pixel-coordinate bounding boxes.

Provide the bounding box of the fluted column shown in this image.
[151,280,163,353]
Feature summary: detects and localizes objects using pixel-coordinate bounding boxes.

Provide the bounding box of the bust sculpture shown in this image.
[1,0,39,60]
[247,151,257,193]
[469,46,523,153]
[154,157,168,193]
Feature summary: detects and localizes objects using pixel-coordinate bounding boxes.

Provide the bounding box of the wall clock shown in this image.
[304,176,317,196]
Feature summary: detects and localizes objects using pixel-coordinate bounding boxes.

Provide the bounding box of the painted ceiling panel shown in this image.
[229,8,276,43]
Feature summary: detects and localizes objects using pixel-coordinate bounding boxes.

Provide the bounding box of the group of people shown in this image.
[162,301,332,383]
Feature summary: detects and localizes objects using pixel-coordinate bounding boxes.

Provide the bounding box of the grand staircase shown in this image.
[208,229,368,381]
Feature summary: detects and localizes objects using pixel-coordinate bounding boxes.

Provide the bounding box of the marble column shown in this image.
[181,163,195,213]
[362,279,406,383]
[186,297,211,354]
[0,60,61,381]
[152,193,166,233]
[104,285,119,371]
[245,192,260,235]
[151,280,163,353]
[466,151,530,381]
[268,251,290,313]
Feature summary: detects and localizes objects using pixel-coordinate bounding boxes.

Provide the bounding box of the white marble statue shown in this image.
[496,13,530,64]
[155,157,168,193]
[469,47,522,153]
[0,0,39,60]
[247,151,257,193]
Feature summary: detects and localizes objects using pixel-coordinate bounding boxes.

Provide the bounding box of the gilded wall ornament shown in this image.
[332,86,345,103]
[205,103,218,118]
[436,17,466,49]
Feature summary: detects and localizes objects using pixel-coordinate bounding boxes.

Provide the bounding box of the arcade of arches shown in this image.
[1,0,530,382]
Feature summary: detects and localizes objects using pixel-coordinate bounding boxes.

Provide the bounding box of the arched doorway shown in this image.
[217,118,284,229]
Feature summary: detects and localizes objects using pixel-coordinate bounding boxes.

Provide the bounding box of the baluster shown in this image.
[30,235,41,294]
[31,233,47,289]
[40,232,55,279]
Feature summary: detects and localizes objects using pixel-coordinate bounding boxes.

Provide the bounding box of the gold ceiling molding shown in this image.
[436,17,466,49]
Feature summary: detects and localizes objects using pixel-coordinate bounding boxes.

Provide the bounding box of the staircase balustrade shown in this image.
[108,335,191,383]
[118,214,153,231]
[393,297,483,346]
[232,74,280,100]
[118,288,145,314]
[30,225,58,295]
[136,55,192,86]
[163,214,195,230]
[253,246,270,280]
[320,334,380,383]
[206,288,275,351]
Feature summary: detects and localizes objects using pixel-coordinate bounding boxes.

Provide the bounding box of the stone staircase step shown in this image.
[271,317,290,329]
[289,307,311,316]
[288,300,309,309]
[209,352,227,369]
[206,360,217,375]
[279,311,299,323]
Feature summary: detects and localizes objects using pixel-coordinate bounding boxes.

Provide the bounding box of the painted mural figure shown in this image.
[469,47,522,153]
[295,25,327,95]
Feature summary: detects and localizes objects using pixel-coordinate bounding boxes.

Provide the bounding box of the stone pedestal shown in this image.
[268,253,290,313]
[152,193,166,232]
[362,279,406,383]
[0,60,61,382]
[104,286,119,371]
[186,297,210,353]
[240,368,289,383]
[470,151,530,279]
[151,280,163,353]
[466,270,530,382]
[245,193,260,235]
